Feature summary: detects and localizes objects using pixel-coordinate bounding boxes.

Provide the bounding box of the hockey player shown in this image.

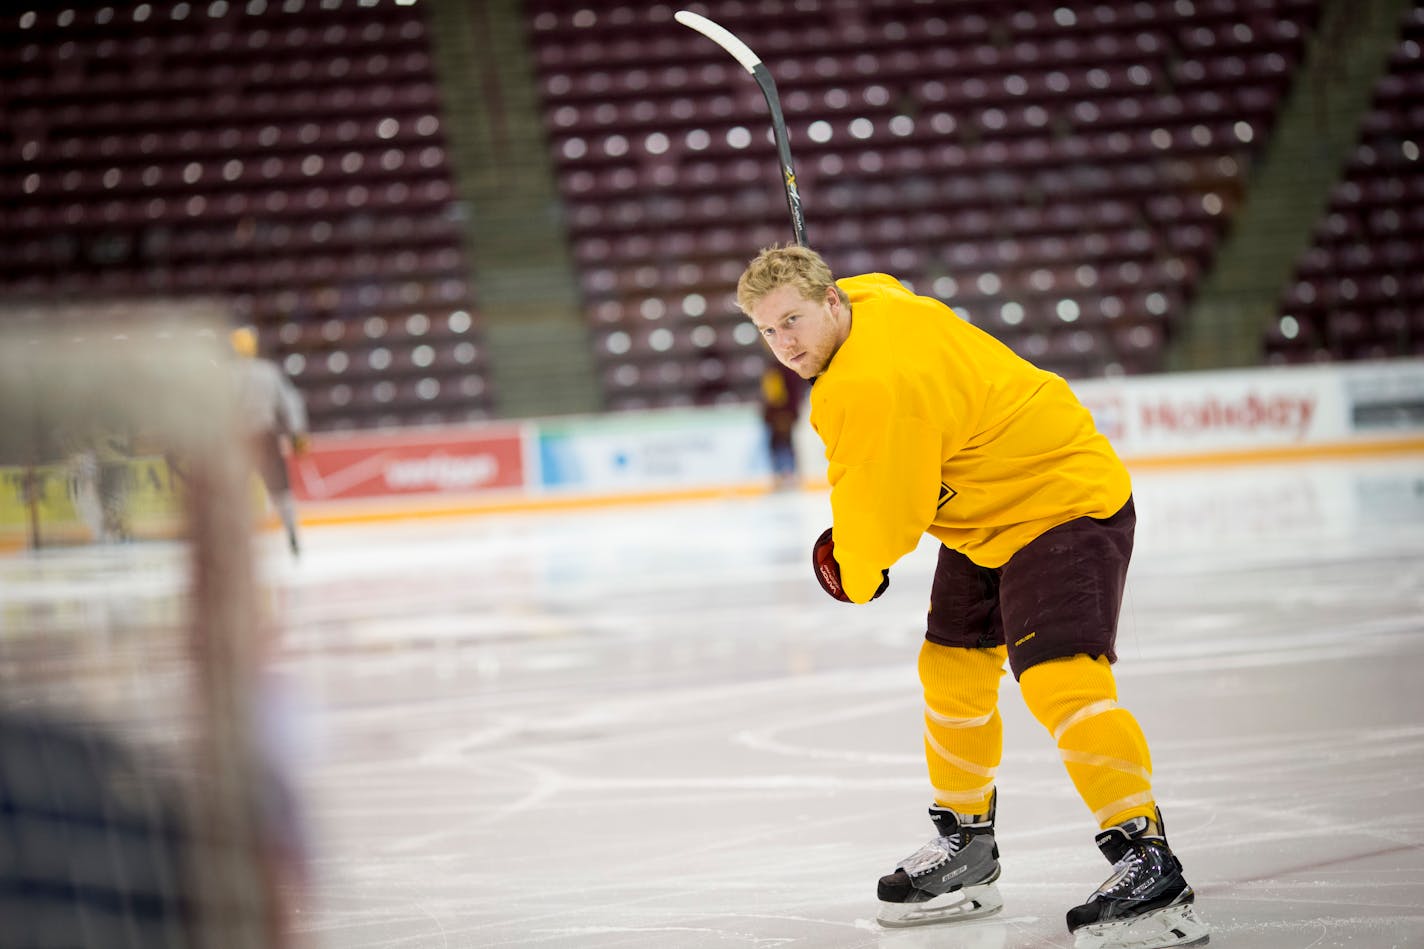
[760,359,806,489]
[230,326,309,555]
[737,245,1209,949]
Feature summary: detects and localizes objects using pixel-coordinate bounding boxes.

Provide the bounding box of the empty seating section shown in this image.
[1266,4,1424,363]
[0,1,489,431]
[527,0,1319,408]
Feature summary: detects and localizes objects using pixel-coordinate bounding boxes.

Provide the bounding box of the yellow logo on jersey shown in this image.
[1015,631,1037,647]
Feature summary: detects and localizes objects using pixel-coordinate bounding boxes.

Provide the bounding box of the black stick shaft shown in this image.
[752,64,808,247]
[674,11,808,247]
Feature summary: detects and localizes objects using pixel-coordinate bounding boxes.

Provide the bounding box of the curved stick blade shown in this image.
[673,10,762,73]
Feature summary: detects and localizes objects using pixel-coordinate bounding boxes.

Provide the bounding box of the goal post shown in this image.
[0,302,298,949]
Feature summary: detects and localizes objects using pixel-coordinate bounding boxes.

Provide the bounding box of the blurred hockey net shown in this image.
[0,303,298,949]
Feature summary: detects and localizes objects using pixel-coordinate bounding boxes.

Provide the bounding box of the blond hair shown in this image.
[736,244,847,314]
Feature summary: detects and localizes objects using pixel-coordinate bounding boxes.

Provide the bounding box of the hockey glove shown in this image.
[812,527,889,603]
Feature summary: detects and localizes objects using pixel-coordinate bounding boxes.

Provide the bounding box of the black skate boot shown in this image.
[876,792,1003,927]
[1067,811,1210,948]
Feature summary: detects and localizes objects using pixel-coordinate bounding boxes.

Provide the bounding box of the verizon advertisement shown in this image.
[1073,367,1348,457]
[291,427,527,502]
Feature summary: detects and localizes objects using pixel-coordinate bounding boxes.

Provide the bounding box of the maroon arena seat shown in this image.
[1265,4,1424,363]
[527,0,1321,396]
[1,2,491,431]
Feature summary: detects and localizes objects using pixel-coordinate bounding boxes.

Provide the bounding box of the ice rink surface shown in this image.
[259,454,1424,949]
[7,454,1424,947]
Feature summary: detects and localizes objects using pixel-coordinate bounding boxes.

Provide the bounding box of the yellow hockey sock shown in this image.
[1019,654,1158,829]
[918,642,1006,814]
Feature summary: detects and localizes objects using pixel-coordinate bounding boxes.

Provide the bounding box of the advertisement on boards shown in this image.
[537,407,769,492]
[1073,366,1347,458]
[1340,360,1424,432]
[291,426,527,502]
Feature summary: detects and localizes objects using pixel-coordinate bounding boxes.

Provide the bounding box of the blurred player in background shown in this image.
[231,326,309,555]
[66,427,135,543]
[737,245,1209,949]
[759,360,805,489]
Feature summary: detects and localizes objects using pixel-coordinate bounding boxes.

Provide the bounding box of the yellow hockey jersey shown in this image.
[812,273,1132,603]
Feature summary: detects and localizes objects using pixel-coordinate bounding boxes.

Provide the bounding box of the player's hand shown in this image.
[812,527,889,603]
[291,434,311,455]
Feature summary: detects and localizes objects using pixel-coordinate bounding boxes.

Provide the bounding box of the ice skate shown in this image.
[1067,812,1209,949]
[876,794,1003,928]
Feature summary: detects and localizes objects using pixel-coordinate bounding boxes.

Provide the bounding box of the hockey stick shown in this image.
[674,10,808,247]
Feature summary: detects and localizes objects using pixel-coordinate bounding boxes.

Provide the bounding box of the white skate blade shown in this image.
[877,882,1004,928]
[1072,901,1210,949]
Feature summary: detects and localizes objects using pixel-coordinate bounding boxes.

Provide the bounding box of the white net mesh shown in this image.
[0,304,295,949]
